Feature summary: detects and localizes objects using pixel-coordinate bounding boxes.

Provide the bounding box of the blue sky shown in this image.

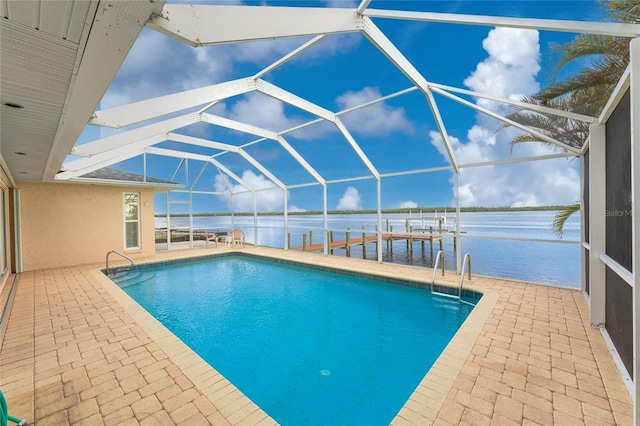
[73,0,608,213]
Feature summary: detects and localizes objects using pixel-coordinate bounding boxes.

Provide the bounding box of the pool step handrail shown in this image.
[458,253,472,298]
[106,250,134,277]
[430,250,445,293]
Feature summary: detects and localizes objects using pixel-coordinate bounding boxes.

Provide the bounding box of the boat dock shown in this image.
[291,231,443,258]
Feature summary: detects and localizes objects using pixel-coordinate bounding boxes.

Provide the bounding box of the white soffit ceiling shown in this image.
[0,0,164,182]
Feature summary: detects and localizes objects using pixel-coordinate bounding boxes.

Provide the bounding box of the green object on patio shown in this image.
[0,390,27,426]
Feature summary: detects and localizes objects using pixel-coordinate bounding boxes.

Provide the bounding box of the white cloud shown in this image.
[100,29,360,112]
[464,27,540,116]
[336,186,362,210]
[322,0,358,7]
[430,27,579,207]
[228,92,301,132]
[101,29,233,108]
[214,170,288,212]
[288,205,307,213]
[399,201,418,208]
[335,87,414,136]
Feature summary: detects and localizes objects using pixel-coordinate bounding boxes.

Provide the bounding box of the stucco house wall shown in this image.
[19,182,156,271]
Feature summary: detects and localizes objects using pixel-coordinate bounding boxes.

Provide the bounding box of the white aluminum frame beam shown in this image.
[90,78,256,128]
[429,83,598,123]
[201,113,326,185]
[147,5,359,47]
[167,133,239,153]
[360,16,459,172]
[363,9,640,37]
[431,87,582,155]
[256,80,380,180]
[167,133,286,190]
[630,36,640,424]
[168,133,287,190]
[146,147,256,193]
[254,35,328,80]
[460,152,574,169]
[72,114,200,157]
[58,134,169,179]
[356,0,373,14]
[256,79,336,121]
[333,118,380,180]
[56,148,146,180]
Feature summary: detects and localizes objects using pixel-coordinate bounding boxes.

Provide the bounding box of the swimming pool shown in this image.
[110,254,478,425]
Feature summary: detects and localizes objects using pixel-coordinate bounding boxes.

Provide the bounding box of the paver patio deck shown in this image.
[0,246,633,425]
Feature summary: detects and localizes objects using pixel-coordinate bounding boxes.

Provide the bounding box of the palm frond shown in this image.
[499,95,589,152]
[607,0,640,23]
[553,201,581,238]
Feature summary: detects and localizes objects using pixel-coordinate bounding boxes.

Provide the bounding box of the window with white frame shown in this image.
[123,192,140,250]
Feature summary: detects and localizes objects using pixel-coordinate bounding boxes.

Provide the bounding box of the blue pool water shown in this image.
[113,255,476,425]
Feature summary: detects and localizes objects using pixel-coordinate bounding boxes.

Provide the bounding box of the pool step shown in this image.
[110,271,155,289]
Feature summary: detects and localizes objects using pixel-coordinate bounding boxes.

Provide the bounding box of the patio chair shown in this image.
[205,231,218,248]
[231,229,245,248]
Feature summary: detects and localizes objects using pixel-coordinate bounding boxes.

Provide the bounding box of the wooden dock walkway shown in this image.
[291,232,443,255]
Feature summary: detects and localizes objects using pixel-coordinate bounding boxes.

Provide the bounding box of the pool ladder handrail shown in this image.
[106,250,134,277]
[458,253,472,298]
[430,250,445,293]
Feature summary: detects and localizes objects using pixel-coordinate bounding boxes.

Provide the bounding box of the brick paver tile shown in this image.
[36,410,69,426]
[460,407,491,426]
[208,410,233,426]
[512,389,552,413]
[582,402,616,424]
[121,373,148,394]
[169,402,200,423]
[493,394,523,423]
[103,406,135,426]
[77,413,106,425]
[475,375,512,397]
[163,387,200,413]
[183,412,210,425]
[552,392,583,419]
[131,395,163,421]
[553,409,583,425]
[138,375,174,399]
[577,377,609,399]
[502,371,526,390]
[192,395,217,417]
[114,364,139,381]
[566,386,612,411]
[140,410,174,426]
[100,392,141,417]
[504,358,528,375]
[155,383,182,402]
[471,385,498,405]
[456,390,494,418]
[69,398,100,423]
[524,405,554,425]
[490,413,521,425]
[525,382,551,402]
[35,394,79,421]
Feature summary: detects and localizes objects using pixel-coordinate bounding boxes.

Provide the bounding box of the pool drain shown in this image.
[319,369,331,376]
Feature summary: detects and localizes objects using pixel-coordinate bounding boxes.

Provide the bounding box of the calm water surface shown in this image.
[158,210,581,288]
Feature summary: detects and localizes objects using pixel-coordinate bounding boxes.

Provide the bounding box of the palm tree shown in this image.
[503,0,639,237]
